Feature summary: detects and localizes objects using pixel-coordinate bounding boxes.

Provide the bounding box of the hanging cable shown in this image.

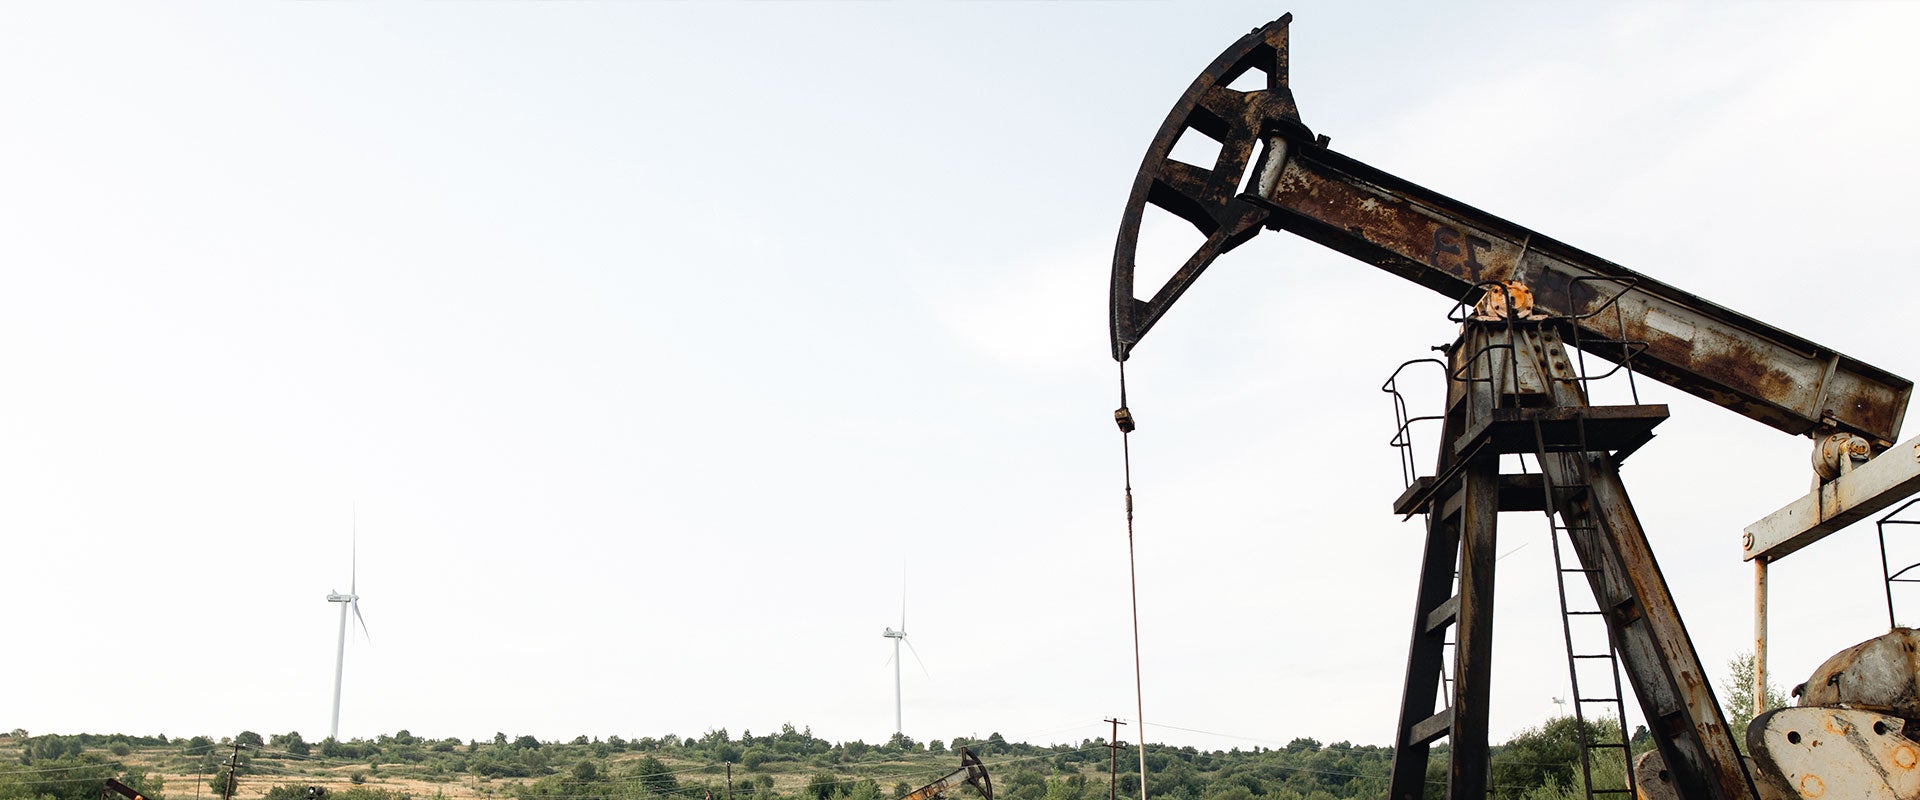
[1114,359,1147,800]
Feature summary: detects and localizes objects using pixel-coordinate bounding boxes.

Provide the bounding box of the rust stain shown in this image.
[1894,745,1917,770]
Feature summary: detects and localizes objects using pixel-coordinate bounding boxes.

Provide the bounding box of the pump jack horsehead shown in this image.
[1111,14,1920,800]
[900,749,992,800]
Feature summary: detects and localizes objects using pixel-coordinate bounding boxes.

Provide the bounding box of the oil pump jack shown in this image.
[899,749,993,800]
[1109,15,1919,800]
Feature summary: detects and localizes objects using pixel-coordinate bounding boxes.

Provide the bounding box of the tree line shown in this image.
[0,715,1677,800]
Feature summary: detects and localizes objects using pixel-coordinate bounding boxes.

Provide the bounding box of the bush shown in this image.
[806,773,838,800]
[634,756,678,795]
[741,749,769,770]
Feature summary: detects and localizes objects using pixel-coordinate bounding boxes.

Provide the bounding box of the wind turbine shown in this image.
[882,591,927,737]
[326,524,369,742]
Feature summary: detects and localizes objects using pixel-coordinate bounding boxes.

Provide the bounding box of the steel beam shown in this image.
[1745,435,1920,561]
[1109,16,1911,447]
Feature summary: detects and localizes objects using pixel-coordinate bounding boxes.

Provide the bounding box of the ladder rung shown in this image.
[1406,709,1453,747]
[1573,654,1616,659]
[1585,742,1628,749]
[1426,595,1460,634]
[1579,697,1622,704]
[1566,610,1607,616]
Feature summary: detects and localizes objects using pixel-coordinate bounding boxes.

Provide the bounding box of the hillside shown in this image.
[0,721,1628,800]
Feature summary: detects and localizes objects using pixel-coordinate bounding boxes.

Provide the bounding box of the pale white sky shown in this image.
[2,1,1918,755]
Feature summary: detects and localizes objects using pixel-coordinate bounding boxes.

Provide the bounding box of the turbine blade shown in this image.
[904,637,930,679]
[352,600,371,642]
[351,508,359,596]
[899,583,907,632]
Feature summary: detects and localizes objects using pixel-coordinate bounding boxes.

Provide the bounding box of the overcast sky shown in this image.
[4,1,1919,756]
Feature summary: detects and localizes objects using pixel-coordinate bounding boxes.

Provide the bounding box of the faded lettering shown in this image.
[1430,224,1491,282]
[1431,226,1461,267]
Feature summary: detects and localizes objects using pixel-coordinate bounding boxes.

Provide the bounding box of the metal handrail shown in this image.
[1876,497,1920,629]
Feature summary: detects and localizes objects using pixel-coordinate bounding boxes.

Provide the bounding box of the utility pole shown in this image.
[1104,718,1128,800]
[220,742,244,800]
[726,761,733,800]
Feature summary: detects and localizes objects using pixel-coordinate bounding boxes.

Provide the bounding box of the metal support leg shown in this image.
[1386,455,1500,800]
[1540,452,1759,800]
[1449,454,1500,799]
[1387,495,1462,800]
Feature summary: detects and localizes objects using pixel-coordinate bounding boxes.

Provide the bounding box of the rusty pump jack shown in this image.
[1109,15,1913,800]
[899,748,993,800]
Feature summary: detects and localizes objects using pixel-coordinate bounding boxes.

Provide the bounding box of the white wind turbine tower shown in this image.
[326,527,370,742]
[881,592,926,737]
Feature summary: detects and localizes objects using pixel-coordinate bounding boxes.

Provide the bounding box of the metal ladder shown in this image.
[1531,398,1636,799]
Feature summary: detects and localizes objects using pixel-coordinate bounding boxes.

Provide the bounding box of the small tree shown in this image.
[1722,651,1791,740]
[805,773,838,800]
[635,755,678,796]
[1489,716,1626,800]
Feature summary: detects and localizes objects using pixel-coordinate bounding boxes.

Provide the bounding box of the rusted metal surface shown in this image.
[1541,447,1759,800]
[1383,317,1759,800]
[1517,319,1758,800]
[1745,435,1920,561]
[1793,628,1920,716]
[1633,751,1685,800]
[1813,433,1873,482]
[1386,339,1500,800]
[1518,318,1759,800]
[1109,16,1306,366]
[1748,707,1920,799]
[1386,317,1758,800]
[1110,16,1912,448]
